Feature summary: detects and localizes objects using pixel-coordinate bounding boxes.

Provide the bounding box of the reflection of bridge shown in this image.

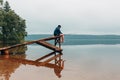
[0,52,64,80]
[0,36,64,80]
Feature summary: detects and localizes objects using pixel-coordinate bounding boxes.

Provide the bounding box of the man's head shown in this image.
[58,25,61,28]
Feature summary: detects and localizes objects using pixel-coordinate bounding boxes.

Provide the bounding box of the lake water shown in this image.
[25,34,120,45]
[1,44,120,80]
[1,34,120,80]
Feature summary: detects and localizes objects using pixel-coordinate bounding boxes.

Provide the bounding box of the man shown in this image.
[54,25,64,43]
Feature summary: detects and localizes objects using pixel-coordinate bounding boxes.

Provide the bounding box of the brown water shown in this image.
[1,45,120,80]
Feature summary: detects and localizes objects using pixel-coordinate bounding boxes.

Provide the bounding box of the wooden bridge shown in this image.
[0,35,64,80]
[0,35,63,55]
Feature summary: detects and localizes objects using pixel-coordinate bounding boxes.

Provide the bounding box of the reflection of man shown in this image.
[54,68,62,78]
[54,59,64,78]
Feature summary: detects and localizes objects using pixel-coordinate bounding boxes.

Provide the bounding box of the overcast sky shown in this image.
[5,0,120,34]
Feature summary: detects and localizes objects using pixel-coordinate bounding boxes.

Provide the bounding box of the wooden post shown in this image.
[0,50,9,55]
[4,50,9,55]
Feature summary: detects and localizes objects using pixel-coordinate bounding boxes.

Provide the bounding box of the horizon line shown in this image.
[27,33,120,35]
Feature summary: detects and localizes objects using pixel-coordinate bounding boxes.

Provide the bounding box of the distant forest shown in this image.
[26,34,120,45]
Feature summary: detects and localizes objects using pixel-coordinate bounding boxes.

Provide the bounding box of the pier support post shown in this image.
[0,50,9,55]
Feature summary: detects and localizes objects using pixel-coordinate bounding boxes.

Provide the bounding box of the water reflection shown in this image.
[0,46,64,80]
[0,45,26,80]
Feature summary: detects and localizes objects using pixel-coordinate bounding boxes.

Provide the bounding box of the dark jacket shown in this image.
[54,27,62,36]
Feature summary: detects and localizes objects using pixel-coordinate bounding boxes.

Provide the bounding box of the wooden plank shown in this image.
[0,42,28,51]
[0,57,62,69]
[36,41,62,52]
[0,36,61,51]
[35,52,55,62]
[43,54,61,64]
[38,35,61,41]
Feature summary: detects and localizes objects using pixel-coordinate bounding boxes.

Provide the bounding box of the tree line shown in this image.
[0,0,27,44]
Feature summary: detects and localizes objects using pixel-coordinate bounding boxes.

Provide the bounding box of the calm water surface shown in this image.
[1,44,120,80]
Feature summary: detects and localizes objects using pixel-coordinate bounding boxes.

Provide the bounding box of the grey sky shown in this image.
[5,0,120,34]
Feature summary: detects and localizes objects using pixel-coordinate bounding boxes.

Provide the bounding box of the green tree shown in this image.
[0,0,3,5]
[0,9,6,41]
[0,1,27,44]
[3,1,10,12]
